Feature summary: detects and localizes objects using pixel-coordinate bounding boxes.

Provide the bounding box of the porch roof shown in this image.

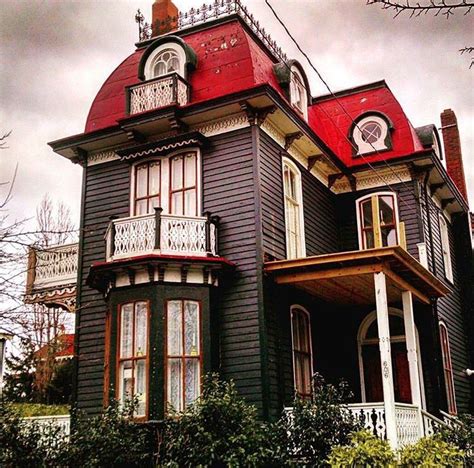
[264,246,450,305]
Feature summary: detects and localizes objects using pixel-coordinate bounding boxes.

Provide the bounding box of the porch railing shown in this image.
[106,210,219,261]
[128,73,189,115]
[348,403,448,448]
[27,243,78,291]
[22,414,71,437]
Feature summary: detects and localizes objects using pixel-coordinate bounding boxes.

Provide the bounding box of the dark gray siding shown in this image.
[76,159,130,414]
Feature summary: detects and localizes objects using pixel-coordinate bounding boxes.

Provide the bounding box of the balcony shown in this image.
[127,73,189,115]
[106,210,218,262]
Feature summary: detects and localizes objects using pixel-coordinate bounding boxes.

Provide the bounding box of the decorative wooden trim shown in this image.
[88,150,119,166]
[284,131,303,151]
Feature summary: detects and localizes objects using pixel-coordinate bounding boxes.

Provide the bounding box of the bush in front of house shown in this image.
[273,374,362,466]
[437,413,474,466]
[327,430,396,467]
[398,434,465,467]
[159,373,283,467]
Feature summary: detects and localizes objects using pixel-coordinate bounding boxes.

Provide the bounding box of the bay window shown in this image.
[283,158,305,259]
[357,192,400,250]
[291,306,313,399]
[132,150,200,217]
[166,300,201,411]
[118,301,148,417]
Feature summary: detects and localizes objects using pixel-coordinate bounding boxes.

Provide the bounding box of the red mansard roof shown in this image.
[35,333,74,360]
[85,19,283,133]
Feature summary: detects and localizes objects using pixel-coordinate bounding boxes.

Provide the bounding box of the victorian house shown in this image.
[26,0,473,449]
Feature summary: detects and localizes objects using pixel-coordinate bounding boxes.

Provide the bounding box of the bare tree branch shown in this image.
[0,130,12,150]
[460,46,474,67]
[367,0,474,18]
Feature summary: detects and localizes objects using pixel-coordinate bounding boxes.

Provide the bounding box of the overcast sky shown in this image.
[1,0,473,229]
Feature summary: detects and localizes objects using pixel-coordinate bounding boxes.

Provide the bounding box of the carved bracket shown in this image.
[441,198,455,210]
[284,132,303,151]
[307,155,323,171]
[429,182,446,196]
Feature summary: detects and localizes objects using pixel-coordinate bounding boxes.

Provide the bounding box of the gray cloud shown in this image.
[1,0,473,229]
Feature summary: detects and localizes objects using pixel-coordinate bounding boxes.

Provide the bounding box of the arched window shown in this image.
[439,215,453,283]
[283,158,305,259]
[439,322,457,414]
[144,42,186,81]
[291,306,313,398]
[289,66,308,120]
[352,114,391,155]
[356,192,399,249]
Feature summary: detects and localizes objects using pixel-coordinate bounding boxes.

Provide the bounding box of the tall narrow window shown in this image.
[166,300,201,411]
[439,215,453,283]
[357,193,399,250]
[118,301,148,417]
[439,322,457,415]
[283,158,305,259]
[291,306,313,399]
[289,66,308,120]
[170,152,197,216]
[134,161,161,215]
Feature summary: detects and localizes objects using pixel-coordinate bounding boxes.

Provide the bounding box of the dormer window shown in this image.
[352,114,392,156]
[152,49,180,78]
[290,66,308,120]
[144,42,186,80]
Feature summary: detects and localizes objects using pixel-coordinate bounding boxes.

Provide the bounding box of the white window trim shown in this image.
[282,157,306,259]
[357,308,426,408]
[289,66,308,121]
[144,42,186,81]
[355,191,400,250]
[290,305,313,396]
[439,214,453,283]
[129,148,202,217]
[353,115,389,155]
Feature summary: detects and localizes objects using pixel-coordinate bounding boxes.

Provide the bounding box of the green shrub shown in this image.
[399,435,465,467]
[10,402,69,417]
[438,413,473,466]
[328,430,396,467]
[61,400,152,468]
[159,373,280,467]
[274,374,361,466]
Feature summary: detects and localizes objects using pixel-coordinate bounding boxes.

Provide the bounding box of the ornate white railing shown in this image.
[128,73,189,115]
[31,243,78,289]
[106,211,218,261]
[348,402,387,439]
[421,408,446,436]
[23,414,71,437]
[395,403,421,447]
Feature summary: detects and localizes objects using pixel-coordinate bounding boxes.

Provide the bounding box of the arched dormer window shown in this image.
[351,113,393,156]
[290,66,308,120]
[356,192,400,249]
[283,157,306,259]
[144,42,186,81]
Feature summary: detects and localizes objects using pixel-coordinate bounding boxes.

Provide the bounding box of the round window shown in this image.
[352,114,390,155]
[360,121,383,144]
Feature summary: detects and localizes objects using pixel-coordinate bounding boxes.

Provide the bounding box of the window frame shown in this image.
[439,214,454,283]
[352,115,390,155]
[116,300,150,420]
[164,299,202,413]
[144,42,186,81]
[169,152,199,217]
[133,160,162,216]
[290,305,313,399]
[439,321,457,415]
[289,66,308,121]
[130,149,201,217]
[356,192,400,250]
[282,157,306,259]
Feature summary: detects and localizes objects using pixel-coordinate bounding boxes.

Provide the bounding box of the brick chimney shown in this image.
[440,109,469,203]
[152,0,178,37]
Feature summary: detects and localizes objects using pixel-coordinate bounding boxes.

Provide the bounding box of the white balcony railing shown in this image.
[128,73,189,115]
[23,414,71,437]
[30,243,78,290]
[106,211,218,261]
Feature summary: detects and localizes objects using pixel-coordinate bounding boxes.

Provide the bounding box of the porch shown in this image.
[265,246,450,449]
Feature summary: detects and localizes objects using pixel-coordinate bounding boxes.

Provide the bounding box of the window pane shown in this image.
[185,359,200,407]
[362,200,373,228]
[154,61,166,77]
[171,192,183,215]
[135,199,148,216]
[135,360,147,416]
[119,361,133,403]
[135,302,147,357]
[171,156,183,190]
[299,314,310,353]
[167,358,182,411]
[149,162,160,196]
[120,304,133,358]
[184,301,199,356]
[364,230,375,249]
[136,165,148,199]
[150,196,160,211]
[292,313,300,350]
[184,190,196,217]
[168,56,179,73]
[184,154,196,188]
[379,196,395,225]
[382,227,397,247]
[167,301,182,355]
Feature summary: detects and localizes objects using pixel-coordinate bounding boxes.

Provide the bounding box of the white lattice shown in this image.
[161,215,207,256]
[348,403,387,439]
[34,243,78,289]
[395,403,421,447]
[113,215,156,258]
[129,75,188,114]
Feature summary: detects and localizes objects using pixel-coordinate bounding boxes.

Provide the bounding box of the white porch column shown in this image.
[402,290,423,436]
[374,271,398,449]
